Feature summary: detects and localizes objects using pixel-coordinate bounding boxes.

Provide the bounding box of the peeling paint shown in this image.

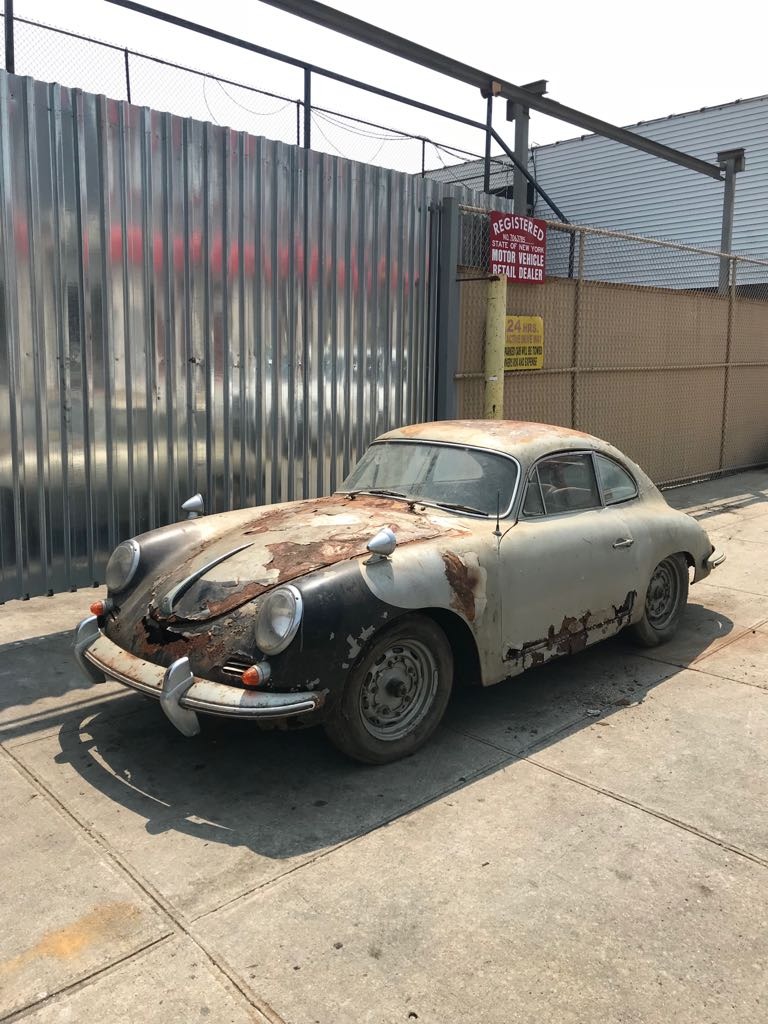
[146,494,470,625]
[441,551,487,622]
[505,591,637,671]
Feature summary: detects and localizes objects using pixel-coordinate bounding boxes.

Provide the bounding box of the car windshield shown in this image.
[338,441,518,517]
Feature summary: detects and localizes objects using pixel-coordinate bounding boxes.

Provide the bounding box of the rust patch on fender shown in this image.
[442,551,482,622]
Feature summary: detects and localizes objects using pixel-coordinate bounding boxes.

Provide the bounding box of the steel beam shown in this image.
[256,0,724,180]
[102,1,568,220]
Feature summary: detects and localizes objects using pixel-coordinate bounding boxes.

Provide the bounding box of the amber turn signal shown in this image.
[90,600,107,616]
[241,665,264,688]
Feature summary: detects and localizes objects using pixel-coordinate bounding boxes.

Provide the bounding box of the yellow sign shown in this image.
[505,315,544,371]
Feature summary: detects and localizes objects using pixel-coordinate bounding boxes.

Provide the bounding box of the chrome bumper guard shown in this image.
[707,548,726,570]
[73,616,325,736]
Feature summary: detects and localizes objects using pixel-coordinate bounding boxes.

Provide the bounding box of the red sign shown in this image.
[489,212,547,283]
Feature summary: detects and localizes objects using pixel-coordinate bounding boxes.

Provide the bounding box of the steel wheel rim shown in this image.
[646,559,680,629]
[359,637,439,741]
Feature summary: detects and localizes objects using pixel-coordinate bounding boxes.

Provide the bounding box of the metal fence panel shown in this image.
[0,73,448,601]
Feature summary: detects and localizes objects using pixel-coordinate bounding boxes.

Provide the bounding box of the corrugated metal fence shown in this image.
[0,73,453,601]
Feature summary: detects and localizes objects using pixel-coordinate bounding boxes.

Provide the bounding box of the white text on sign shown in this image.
[489,211,547,285]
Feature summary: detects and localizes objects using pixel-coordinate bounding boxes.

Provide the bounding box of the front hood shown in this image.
[146,495,470,623]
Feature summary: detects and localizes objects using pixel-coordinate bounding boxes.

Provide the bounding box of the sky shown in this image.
[7,0,768,173]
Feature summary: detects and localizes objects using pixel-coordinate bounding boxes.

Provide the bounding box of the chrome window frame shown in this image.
[518,449,608,521]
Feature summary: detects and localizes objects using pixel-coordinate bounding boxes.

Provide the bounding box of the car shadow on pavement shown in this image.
[39,596,734,866]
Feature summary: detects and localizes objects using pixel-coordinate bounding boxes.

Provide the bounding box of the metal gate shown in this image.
[0,73,453,601]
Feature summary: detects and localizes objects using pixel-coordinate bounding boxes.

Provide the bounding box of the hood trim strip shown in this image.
[156,542,254,616]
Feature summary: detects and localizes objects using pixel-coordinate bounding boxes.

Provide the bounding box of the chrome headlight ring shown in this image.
[255,585,303,655]
[105,539,141,593]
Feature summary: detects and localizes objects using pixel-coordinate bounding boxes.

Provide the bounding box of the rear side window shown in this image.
[524,454,602,516]
[595,454,637,505]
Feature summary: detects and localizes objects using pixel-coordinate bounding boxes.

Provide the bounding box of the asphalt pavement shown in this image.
[1,470,766,1023]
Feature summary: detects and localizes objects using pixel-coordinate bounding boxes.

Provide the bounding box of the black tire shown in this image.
[323,614,453,765]
[628,553,689,647]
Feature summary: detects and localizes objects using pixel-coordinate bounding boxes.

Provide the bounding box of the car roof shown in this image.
[378,420,608,461]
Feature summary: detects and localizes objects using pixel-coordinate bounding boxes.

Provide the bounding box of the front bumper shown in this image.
[73,616,326,736]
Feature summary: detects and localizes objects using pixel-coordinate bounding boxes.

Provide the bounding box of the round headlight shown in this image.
[105,539,141,592]
[255,585,303,654]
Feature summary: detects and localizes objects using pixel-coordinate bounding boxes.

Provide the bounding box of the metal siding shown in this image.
[428,97,768,285]
[530,97,768,277]
[0,72,465,601]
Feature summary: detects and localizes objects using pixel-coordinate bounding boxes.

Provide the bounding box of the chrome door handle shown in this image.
[612,538,634,549]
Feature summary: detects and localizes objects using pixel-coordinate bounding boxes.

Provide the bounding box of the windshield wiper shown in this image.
[431,500,488,516]
[344,488,408,499]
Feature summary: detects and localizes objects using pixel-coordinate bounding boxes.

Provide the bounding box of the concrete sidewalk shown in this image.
[1,471,766,1023]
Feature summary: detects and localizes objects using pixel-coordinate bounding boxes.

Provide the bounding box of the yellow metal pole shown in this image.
[483,275,506,419]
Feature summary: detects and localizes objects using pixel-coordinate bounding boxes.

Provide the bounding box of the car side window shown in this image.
[528,454,602,515]
[595,454,638,505]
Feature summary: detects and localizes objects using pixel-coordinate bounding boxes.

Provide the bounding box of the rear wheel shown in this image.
[323,615,453,764]
[629,553,689,647]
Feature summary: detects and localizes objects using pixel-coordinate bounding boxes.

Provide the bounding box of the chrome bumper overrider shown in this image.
[707,548,726,570]
[73,616,325,736]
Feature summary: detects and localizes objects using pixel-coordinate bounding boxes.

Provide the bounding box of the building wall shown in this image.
[428,95,768,279]
[531,96,768,264]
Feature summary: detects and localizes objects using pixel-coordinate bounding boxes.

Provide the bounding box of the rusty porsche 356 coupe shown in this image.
[74,421,724,763]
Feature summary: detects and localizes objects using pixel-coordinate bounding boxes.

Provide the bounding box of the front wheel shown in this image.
[628,553,689,647]
[323,615,453,764]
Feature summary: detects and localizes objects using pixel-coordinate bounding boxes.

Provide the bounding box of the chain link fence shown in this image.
[0,13,508,176]
[456,207,768,486]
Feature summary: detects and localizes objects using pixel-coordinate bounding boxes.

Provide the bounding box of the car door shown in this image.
[499,451,644,672]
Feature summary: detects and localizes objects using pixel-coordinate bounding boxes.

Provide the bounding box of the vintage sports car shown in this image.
[74,421,724,764]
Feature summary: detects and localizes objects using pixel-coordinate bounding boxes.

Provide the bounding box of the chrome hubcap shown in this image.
[359,639,438,741]
[646,559,680,629]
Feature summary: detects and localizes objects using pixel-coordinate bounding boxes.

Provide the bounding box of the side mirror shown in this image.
[364,527,397,564]
[181,493,205,520]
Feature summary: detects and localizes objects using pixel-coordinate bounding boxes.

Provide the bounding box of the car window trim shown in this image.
[518,449,606,520]
[338,438,522,520]
[592,451,639,506]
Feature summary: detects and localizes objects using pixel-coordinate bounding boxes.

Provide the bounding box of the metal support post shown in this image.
[506,80,546,216]
[483,276,506,419]
[717,148,745,294]
[4,0,15,74]
[435,197,460,420]
[719,257,737,468]
[483,93,493,193]
[124,48,132,102]
[303,67,311,148]
[510,102,529,215]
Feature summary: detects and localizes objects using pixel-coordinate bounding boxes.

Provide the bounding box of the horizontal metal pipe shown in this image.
[455,361,768,379]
